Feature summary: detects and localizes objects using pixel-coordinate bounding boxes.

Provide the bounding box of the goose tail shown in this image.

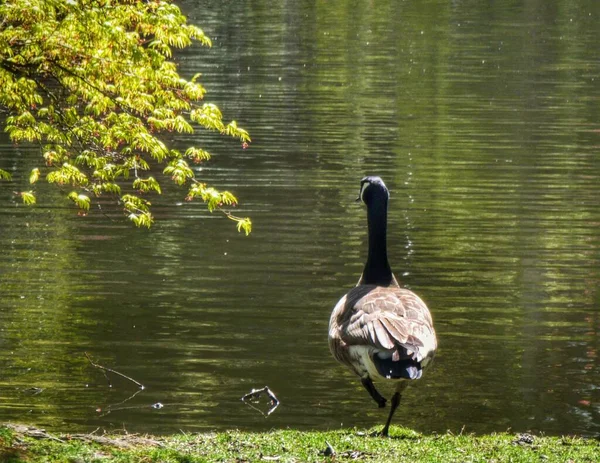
[372,350,423,380]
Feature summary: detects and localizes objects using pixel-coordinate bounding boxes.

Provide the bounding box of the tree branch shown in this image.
[84,352,144,390]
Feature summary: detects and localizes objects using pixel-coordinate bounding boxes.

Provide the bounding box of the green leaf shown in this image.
[0,0,251,232]
[236,217,252,236]
[225,121,251,142]
[185,147,211,163]
[163,159,194,185]
[29,168,40,184]
[47,163,88,187]
[20,191,36,205]
[92,182,121,195]
[128,211,154,228]
[133,176,162,194]
[121,194,151,213]
[68,191,90,211]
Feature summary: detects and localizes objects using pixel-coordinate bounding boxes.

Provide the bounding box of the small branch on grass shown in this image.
[241,386,280,417]
[6,424,64,443]
[68,432,164,448]
[84,352,144,390]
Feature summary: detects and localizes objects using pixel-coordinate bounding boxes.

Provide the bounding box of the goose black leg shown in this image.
[379,391,401,437]
[361,377,386,408]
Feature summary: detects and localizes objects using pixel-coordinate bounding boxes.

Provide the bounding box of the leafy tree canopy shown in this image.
[0,0,251,234]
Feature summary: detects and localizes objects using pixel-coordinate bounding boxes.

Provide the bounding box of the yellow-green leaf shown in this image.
[29,168,40,184]
[236,217,252,236]
[21,191,36,205]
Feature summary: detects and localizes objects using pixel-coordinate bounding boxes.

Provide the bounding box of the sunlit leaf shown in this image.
[128,211,153,228]
[163,159,194,185]
[0,0,251,234]
[236,217,252,236]
[20,191,36,205]
[29,168,40,184]
[68,191,90,211]
[133,176,162,194]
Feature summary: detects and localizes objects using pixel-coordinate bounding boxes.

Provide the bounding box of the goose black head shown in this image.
[357,176,389,205]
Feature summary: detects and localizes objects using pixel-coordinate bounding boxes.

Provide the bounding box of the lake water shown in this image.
[0,0,599,437]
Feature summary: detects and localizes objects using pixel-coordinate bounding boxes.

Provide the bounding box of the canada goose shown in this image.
[328,176,437,437]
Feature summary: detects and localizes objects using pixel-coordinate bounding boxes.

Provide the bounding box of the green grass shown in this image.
[1,423,598,462]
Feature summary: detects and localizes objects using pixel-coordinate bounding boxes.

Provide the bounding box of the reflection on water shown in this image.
[0,0,599,436]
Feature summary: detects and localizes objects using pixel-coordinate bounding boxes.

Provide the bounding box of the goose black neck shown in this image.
[362,196,394,286]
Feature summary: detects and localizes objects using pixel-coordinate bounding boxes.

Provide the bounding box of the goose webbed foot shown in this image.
[369,428,390,438]
[360,377,386,408]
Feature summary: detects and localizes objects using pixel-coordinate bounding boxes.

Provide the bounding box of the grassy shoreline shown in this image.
[1,423,598,462]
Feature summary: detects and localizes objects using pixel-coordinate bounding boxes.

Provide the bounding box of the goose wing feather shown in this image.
[334,285,436,362]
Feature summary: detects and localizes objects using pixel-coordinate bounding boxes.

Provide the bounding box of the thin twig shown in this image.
[97,388,145,418]
[84,352,144,389]
[5,424,64,443]
[96,203,118,222]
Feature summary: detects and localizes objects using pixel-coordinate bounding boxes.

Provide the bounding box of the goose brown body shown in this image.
[328,176,437,436]
[329,284,436,381]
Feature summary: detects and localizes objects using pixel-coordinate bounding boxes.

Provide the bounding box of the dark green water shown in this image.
[1,0,599,436]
